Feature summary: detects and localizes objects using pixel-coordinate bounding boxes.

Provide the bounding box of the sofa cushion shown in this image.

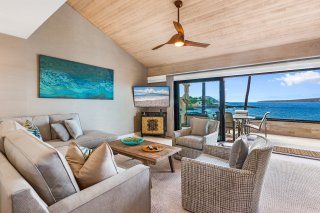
[31,115,51,141]
[8,116,33,125]
[65,119,83,139]
[51,123,70,141]
[49,114,82,140]
[0,120,25,154]
[196,153,230,168]
[176,135,204,150]
[4,129,80,205]
[23,120,43,141]
[229,137,249,169]
[76,130,118,148]
[66,141,118,189]
[46,130,118,155]
[190,118,209,136]
[0,116,51,141]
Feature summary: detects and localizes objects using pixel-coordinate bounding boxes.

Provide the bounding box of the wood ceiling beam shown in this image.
[148,38,320,77]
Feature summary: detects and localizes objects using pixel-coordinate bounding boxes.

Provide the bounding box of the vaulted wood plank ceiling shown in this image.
[68,0,320,71]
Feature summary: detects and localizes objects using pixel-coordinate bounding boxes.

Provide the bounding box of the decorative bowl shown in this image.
[120,137,145,146]
[142,144,165,152]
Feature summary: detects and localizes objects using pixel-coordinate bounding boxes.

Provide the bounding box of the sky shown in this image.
[180,70,320,102]
[134,86,169,96]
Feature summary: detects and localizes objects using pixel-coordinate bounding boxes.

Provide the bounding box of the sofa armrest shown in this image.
[48,164,151,213]
[203,131,219,146]
[172,128,191,145]
[0,153,48,213]
[203,144,231,160]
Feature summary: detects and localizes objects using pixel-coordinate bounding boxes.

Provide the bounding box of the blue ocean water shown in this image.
[187,102,320,121]
[39,55,114,100]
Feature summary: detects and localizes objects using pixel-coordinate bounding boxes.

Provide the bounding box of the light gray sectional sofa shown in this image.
[0,113,151,213]
[0,113,118,155]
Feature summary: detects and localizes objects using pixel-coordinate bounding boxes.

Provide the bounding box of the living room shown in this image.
[0,1,320,213]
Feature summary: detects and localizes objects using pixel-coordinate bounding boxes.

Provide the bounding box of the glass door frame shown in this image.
[174,77,226,141]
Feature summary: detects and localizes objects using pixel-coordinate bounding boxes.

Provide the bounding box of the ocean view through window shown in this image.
[176,69,320,127]
[226,70,320,121]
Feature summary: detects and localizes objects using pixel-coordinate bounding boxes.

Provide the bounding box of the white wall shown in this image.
[0,4,147,135]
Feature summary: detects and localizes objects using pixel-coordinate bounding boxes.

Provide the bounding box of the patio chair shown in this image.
[244,112,270,137]
[216,112,236,141]
[181,134,273,213]
[234,110,249,135]
[172,117,220,159]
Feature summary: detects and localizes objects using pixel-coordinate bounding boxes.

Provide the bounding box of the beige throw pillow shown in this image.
[66,141,118,190]
[64,119,83,139]
[191,118,209,136]
[229,137,249,169]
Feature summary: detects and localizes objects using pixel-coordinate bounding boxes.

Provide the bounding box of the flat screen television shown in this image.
[133,86,170,107]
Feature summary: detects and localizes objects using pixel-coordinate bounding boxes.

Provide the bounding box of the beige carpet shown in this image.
[115,153,320,213]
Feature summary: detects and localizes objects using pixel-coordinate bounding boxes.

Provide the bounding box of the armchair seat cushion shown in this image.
[196,154,230,168]
[176,135,204,150]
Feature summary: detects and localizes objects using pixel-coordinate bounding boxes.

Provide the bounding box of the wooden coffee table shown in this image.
[108,140,181,172]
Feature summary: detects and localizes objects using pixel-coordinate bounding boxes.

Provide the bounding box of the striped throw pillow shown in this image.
[23,120,43,141]
[79,145,93,160]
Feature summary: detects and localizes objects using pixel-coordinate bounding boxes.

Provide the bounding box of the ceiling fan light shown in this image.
[174,41,184,47]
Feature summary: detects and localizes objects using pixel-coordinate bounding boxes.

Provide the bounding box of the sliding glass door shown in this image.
[174,68,320,144]
[174,78,225,140]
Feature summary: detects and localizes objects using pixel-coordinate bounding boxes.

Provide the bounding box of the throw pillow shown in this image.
[64,119,83,139]
[0,120,25,153]
[191,118,209,136]
[229,137,249,169]
[4,129,79,205]
[51,123,70,142]
[23,120,43,141]
[66,141,118,190]
[78,145,94,160]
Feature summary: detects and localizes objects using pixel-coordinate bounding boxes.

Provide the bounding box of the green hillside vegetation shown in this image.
[181,96,219,108]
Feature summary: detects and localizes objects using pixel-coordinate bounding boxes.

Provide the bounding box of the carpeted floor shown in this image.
[273,145,320,160]
[115,152,320,213]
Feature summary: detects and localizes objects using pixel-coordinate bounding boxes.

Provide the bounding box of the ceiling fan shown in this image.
[152,0,210,50]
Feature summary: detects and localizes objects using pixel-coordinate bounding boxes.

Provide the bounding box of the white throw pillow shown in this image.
[64,119,83,139]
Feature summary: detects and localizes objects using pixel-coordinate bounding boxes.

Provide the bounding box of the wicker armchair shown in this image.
[172,119,220,159]
[181,135,273,213]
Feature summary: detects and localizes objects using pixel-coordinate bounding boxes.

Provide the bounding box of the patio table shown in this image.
[233,114,255,136]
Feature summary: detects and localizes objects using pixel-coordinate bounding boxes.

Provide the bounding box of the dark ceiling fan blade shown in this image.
[167,34,180,44]
[152,34,180,50]
[173,21,184,35]
[152,43,167,50]
[184,40,210,48]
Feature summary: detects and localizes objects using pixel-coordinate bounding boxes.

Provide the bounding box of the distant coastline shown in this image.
[259,98,320,103]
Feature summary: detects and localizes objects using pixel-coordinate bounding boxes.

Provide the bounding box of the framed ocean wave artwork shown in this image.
[39,55,114,100]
